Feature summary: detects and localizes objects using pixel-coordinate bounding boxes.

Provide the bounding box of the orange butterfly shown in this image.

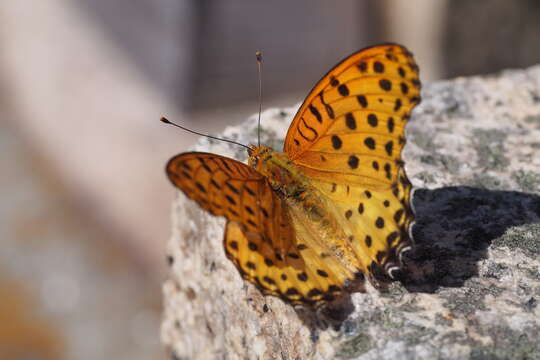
[166,44,421,307]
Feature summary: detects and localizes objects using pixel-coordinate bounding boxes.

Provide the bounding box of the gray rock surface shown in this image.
[162,66,540,360]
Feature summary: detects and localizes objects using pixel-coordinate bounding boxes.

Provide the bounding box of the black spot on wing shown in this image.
[181,171,192,180]
[319,92,335,119]
[400,82,409,95]
[180,161,192,171]
[394,209,404,222]
[365,235,372,247]
[379,79,392,91]
[225,194,237,205]
[220,158,233,173]
[331,135,342,150]
[285,288,300,296]
[298,118,318,141]
[387,117,395,133]
[385,141,394,156]
[317,269,329,277]
[259,206,269,218]
[368,114,378,127]
[345,113,356,129]
[358,61,367,72]
[394,98,402,111]
[364,137,376,150]
[195,182,207,194]
[324,104,335,119]
[338,84,349,97]
[225,182,240,194]
[374,61,384,73]
[348,155,359,169]
[264,258,274,266]
[297,272,308,281]
[357,95,368,108]
[210,179,221,189]
[309,105,322,123]
[245,186,256,196]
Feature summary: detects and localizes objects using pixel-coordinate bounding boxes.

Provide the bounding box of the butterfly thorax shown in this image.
[248,146,333,221]
[248,145,308,199]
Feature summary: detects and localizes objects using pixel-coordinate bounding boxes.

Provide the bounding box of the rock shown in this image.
[161,66,540,359]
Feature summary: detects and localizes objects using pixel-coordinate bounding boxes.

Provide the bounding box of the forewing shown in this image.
[167,152,269,230]
[284,43,421,187]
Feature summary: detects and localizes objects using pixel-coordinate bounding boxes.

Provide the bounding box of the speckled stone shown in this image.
[162,65,540,360]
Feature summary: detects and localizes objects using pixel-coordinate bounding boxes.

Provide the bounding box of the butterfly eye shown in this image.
[247,148,254,156]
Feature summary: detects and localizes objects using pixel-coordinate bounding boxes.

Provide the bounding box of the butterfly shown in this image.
[166,44,421,307]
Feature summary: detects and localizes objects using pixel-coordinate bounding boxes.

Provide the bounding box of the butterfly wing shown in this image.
[167,152,359,305]
[284,43,419,185]
[310,168,415,286]
[167,152,267,226]
[224,219,362,306]
[283,44,420,283]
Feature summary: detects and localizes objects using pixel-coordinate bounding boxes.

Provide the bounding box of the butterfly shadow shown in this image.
[293,294,357,332]
[401,186,540,293]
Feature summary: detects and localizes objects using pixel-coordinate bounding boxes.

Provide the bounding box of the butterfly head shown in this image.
[247,145,273,170]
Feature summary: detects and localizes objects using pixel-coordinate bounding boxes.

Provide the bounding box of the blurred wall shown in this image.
[77,0,195,109]
[188,0,371,110]
[443,0,540,78]
[78,0,374,112]
[379,0,447,82]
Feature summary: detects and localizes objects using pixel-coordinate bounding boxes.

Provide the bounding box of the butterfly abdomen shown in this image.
[301,196,327,223]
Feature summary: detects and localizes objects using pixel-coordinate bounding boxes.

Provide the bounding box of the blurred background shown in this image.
[1,1,540,359]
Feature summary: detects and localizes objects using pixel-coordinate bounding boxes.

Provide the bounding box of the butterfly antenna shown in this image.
[160,117,251,151]
[256,51,263,147]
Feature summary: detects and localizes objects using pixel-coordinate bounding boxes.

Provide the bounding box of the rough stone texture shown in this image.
[162,66,540,360]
